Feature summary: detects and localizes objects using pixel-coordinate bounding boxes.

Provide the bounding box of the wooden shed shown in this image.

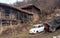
[0,3,33,33]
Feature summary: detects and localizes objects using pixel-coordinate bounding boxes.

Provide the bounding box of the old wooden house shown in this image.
[20,4,41,22]
[0,3,33,27]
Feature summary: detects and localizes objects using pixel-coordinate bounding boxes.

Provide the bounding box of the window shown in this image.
[12,20,18,25]
[55,18,60,24]
[38,26,41,28]
[20,13,28,24]
[2,20,10,26]
[5,9,10,16]
[33,26,37,28]
[24,14,27,18]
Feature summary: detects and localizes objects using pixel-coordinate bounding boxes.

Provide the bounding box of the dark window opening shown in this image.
[5,12,10,16]
[5,9,10,16]
[55,18,60,23]
[12,20,18,25]
[2,20,10,26]
[20,20,24,24]
[24,14,27,18]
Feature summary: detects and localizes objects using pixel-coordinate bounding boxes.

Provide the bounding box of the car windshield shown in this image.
[33,25,42,28]
[33,26,38,28]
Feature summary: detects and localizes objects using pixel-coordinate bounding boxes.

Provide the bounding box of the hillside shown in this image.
[0,0,60,38]
[14,0,60,13]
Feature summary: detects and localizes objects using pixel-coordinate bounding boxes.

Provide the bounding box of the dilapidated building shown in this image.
[0,3,33,27]
[20,4,41,22]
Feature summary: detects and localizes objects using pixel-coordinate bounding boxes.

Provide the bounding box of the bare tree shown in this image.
[14,0,60,14]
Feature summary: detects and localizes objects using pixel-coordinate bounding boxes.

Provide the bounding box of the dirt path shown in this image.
[0,29,60,38]
[21,29,60,38]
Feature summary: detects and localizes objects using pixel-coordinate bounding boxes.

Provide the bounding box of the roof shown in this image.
[20,4,40,10]
[0,3,33,15]
[44,17,60,27]
[33,24,43,26]
[20,4,33,8]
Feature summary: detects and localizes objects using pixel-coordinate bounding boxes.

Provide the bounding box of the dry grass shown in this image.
[0,29,60,38]
[0,32,31,38]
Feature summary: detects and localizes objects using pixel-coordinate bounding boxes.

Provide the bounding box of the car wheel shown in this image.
[37,31,38,32]
[49,27,56,32]
[37,31,39,33]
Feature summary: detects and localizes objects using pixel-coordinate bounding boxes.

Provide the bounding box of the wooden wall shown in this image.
[0,5,33,26]
[22,6,41,23]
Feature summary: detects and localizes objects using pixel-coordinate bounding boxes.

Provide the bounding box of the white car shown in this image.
[29,24,44,33]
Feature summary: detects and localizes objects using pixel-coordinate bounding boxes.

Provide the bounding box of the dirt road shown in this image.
[0,29,60,38]
[21,29,60,38]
